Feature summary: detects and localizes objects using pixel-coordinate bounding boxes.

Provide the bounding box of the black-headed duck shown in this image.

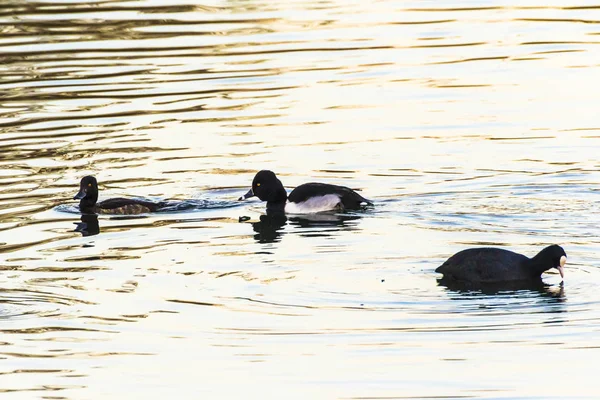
[74,176,164,215]
[239,170,372,213]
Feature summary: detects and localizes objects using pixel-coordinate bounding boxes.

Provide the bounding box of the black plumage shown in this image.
[239,170,372,212]
[435,245,567,284]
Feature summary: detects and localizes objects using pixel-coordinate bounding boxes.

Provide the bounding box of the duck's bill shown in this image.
[73,189,86,200]
[557,255,566,279]
[238,188,254,201]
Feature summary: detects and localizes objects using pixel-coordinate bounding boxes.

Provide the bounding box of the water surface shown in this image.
[1,0,600,398]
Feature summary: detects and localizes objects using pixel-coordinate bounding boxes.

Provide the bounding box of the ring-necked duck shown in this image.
[74,176,164,215]
[239,170,372,213]
[436,245,566,283]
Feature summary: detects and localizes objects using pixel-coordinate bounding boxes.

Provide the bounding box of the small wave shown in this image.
[157,199,242,213]
[54,198,242,215]
[54,204,81,214]
[0,288,86,320]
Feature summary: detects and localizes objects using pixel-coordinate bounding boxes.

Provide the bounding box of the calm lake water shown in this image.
[1,0,600,398]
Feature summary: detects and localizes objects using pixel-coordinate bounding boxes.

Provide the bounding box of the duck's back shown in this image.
[95,198,162,215]
[288,183,371,211]
[435,248,531,283]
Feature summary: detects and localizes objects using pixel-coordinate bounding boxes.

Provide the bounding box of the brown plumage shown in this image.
[74,176,163,215]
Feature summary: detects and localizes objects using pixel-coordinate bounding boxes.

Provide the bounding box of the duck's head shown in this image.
[239,170,287,203]
[74,176,99,206]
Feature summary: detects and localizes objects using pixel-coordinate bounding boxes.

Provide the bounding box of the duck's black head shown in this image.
[532,244,567,279]
[74,176,99,211]
[239,170,287,205]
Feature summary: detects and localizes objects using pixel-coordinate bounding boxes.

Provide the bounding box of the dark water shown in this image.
[1,0,600,398]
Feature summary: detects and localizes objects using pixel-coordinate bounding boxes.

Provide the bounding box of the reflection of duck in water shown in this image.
[246,211,288,243]
[287,213,362,228]
[239,170,373,213]
[74,176,166,215]
[74,214,100,237]
[243,211,363,244]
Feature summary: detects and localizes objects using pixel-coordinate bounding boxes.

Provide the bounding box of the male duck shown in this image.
[239,170,372,213]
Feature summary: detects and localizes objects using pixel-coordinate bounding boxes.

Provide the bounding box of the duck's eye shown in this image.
[256,183,261,187]
[88,183,92,187]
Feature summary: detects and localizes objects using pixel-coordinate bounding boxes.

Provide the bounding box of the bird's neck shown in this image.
[266,187,287,210]
[79,193,98,213]
[529,252,554,276]
[266,199,286,211]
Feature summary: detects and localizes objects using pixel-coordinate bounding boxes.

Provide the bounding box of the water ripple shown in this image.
[1,1,600,398]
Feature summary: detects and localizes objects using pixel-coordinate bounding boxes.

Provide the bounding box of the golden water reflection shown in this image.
[1,0,600,398]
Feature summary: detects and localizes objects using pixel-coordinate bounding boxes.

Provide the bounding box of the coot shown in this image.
[435,245,566,283]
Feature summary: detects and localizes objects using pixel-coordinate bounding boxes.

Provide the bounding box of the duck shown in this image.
[73,176,164,215]
[239,170,372,213]
[435,244,566,284]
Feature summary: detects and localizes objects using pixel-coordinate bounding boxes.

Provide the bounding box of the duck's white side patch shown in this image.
[284,194,342,214]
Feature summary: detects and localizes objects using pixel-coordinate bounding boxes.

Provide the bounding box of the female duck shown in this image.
[74,176,164,215]
[239,170,372,213]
